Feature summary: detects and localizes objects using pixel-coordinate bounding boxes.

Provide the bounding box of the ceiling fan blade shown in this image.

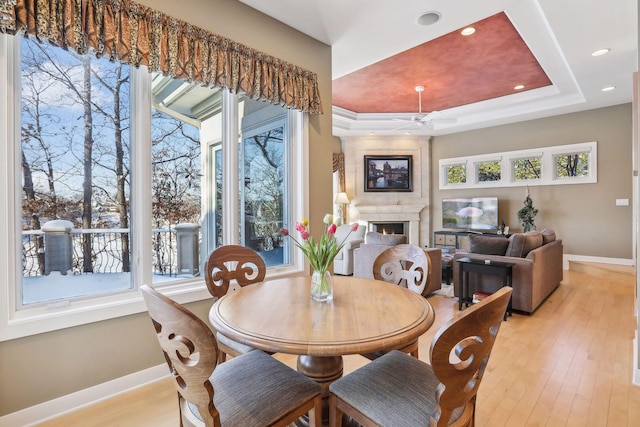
[430,118,458,124]
[423,110,443,119]
[390,122,417,131]
[390,90,457,129]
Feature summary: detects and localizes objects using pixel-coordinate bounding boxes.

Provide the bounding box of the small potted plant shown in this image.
[517,186,538,232]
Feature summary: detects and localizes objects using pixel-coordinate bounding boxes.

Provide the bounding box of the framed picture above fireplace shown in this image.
[364,155,413,192]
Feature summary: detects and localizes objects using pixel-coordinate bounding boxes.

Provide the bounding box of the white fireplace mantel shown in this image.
[352,204,425,245]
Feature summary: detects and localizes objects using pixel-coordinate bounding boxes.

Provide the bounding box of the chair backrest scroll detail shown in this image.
[141,285,221,426]
[205,245,266,298]
[373,244,431,294]
[429,286,512,426]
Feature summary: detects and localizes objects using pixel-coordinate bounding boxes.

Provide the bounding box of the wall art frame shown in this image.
[364,155,413,192]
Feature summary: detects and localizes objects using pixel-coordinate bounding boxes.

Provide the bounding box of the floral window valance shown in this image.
[0,0,322,114]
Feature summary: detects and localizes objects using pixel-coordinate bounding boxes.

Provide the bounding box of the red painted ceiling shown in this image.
[332,13,552,114]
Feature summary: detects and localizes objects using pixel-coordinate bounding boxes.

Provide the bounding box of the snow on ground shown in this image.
[22,271,194,305]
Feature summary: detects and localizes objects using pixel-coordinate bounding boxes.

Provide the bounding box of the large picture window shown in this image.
[150,75,205,283]
[0,33,307,340]
[240,101,287,265]
[20,37,134,305]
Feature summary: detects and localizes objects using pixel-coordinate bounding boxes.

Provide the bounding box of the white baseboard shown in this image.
[562,253,635,271]
[0,364,169,427]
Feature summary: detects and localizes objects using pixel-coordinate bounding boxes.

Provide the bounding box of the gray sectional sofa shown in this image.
[452,229,563,313]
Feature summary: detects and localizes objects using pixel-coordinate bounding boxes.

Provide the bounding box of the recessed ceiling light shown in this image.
[514,84,525,90]
[417,12,441,26]
[592,48,611,57]
[601,86,616,92]
[461,27,476,36]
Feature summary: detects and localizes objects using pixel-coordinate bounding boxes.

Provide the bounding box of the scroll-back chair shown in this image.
[141,285,322,427]
[372,243,431,295]
[330,287,512,427]
[363,244,431,360]
[204,245,266,362]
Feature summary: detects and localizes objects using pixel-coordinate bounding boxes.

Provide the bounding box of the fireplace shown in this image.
[353,205,425,246]
[369,221,407,235]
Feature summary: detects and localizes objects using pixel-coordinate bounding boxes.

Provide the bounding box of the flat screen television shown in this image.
[442,197,499,231]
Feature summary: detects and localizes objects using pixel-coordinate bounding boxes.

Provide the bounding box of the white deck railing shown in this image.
[22,227,197,277]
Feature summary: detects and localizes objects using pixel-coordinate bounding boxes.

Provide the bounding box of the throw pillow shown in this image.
[365,232,407,246]
[504,234,525,257]
[540,228,556,245]
[468,234,509,255]
[522,231,544,255]
[505,231,543,257]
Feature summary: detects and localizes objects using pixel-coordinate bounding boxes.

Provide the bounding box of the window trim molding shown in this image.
[439,141,597,190]
[0,33,309,341]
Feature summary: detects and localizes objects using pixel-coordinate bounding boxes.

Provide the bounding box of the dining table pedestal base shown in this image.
[296,355,344,426]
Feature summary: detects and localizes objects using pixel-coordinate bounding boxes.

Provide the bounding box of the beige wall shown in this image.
[432,103,633,259]
[0,0,333,416]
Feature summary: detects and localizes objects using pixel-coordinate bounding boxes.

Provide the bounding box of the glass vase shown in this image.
[310,269,333,302]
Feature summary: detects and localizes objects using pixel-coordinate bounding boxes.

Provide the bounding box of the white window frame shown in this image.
[439,142,597,190]
[0,34,308,341]
[512,155,543,182]
[443,163,468,186]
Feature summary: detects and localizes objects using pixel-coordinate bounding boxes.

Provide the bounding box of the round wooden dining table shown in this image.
[208,275,435,426]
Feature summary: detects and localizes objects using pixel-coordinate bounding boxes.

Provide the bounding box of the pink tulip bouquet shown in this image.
[281,214,359,273]
[281,215,359,300]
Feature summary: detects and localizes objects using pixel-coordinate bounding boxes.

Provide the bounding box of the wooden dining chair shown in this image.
[330,286,512,427]
[204,245,266,362]
[140,285,322,427]
[363,243,431,360]
[372,243,431,295]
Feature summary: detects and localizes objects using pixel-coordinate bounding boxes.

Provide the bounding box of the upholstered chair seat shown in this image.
[141,285,322,427]
[330,287,512,427]
[330,350,467,426]
[182,351,321,426]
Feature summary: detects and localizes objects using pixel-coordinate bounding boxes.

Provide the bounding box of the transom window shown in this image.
[445,164,467,185]
[476,160,501,183]
[554,151,590,179]
[439,142,597,190]
[513,157,542,181]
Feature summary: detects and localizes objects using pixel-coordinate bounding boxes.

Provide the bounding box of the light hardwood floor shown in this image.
[37,269,640,427]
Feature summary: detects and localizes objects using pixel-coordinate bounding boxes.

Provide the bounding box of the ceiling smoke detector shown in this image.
[417,12,441,26]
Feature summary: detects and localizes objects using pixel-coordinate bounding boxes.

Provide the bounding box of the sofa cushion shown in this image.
[468,234,509,255]
[505,231,543,257]
[540,228,556,245]
[365,232,407,246]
